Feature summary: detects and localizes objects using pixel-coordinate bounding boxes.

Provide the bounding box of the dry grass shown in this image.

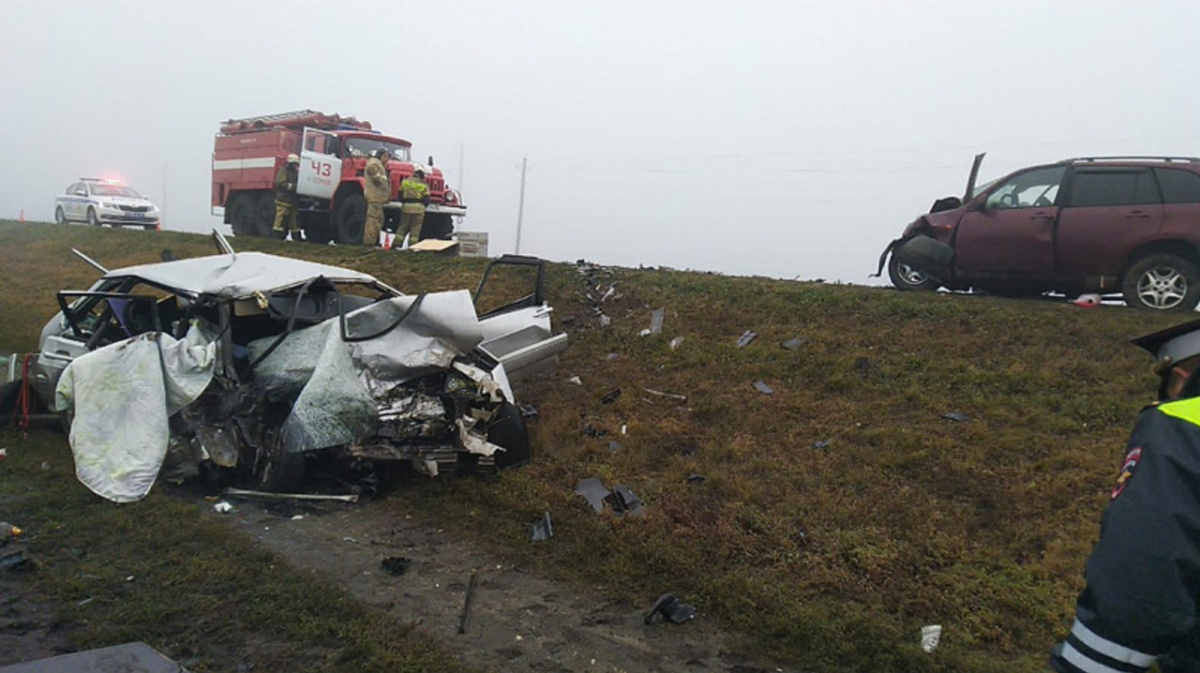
[0,220,1181,672]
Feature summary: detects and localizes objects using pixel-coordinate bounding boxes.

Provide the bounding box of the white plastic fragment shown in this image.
[567,376,583,386]
[212,501,233,514]
[921,624,942,653]
[669,336,685,350]
[290,514,304,521]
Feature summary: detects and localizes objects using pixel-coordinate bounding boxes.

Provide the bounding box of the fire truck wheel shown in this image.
[86,207,100,226]
[421,213,454,241]
[229,196,254,236]
[334,194,367,245]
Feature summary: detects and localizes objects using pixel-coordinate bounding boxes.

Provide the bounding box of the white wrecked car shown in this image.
[31,232,567,502]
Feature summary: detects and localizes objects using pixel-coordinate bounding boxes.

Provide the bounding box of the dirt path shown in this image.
[216,499,793,673]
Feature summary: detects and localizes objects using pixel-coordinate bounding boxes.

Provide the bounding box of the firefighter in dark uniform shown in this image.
[1052,317,1200,673]
[272,153,301,240]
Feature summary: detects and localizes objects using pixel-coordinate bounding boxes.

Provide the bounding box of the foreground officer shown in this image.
[1051,317,1200,673]
[272,153,301,240]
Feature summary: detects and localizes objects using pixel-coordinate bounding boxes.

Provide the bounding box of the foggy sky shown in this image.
[2,1,1197,283]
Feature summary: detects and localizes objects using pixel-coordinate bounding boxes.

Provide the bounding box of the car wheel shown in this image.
[488,402,531,469]
[86,207,100,226]
[55,206,67,224]
[888,253,940,292]
[333,193,367,244]
[229,196,254,236]
[1123,253,1200,312]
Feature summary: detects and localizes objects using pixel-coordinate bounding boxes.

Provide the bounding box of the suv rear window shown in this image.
[1155,168,1200,204]
[1069,170,1159,207]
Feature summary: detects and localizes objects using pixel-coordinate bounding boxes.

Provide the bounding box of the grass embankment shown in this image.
[0,221,1181,672]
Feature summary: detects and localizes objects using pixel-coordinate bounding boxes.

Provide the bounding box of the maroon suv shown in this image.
[877,154,1200,311]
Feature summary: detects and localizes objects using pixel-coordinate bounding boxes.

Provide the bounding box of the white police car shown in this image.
[54,178,161,230]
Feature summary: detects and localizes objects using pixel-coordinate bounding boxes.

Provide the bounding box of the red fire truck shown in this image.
[211,110,465,244]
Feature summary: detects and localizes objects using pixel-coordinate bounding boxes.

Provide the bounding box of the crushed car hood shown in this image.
[102,252,385,299]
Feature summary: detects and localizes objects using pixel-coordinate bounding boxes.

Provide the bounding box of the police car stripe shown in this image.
[1061,644,1145,673]
[1069,620,1156,668]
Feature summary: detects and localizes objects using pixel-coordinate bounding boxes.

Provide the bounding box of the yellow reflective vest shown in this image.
[400,177,429,214]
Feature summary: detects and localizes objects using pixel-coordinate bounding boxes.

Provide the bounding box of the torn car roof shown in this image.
[102,252,388,298]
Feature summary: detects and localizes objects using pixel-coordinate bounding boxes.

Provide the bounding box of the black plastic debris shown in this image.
[606,484,645,516]
[737,330,758,348]
[753,380,775,395]
[812,439,833,450]
[686,473,706,485]
[576,477,612,512]
[942,412,970,423]
[530,511,554,541]
[380,556,412,576]
[608,440,623,454]
[780,337,807,350]
[0,548,29,571]
[583,424,608,438]
[644,593,697,625]
[518,403,539,419]
[600,388,622,405]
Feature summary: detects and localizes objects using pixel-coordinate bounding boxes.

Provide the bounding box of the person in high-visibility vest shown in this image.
[363,149,391,246]
[396,169,430,249]
[272,154,301,240]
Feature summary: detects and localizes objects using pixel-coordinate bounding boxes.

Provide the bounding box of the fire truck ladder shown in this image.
[222,110,322,128]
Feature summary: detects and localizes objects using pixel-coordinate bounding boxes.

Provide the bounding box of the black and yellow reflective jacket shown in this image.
[274,164,298,205]
[1051,400,1200,673]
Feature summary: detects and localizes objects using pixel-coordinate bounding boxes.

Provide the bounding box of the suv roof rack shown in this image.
[1061,156,1200,164]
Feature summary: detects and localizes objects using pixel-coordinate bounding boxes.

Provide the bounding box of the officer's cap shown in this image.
[1132,317,1200,373]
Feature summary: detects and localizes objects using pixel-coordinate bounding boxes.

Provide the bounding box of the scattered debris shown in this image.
[812,439,833,450]
[1072,293,1101,308]
[40,461,49,471]
[607,484,645,516]
[0,448,6,461]
[518,403,539,419]
[380,556,412,576]
[644,387,688,402]
[921,624,943,653]
[736,330,758,348]
[77,597,94,606]
[941,412,970,423]
[599,314,612,328]
[669,336,685,350]
[643,593,697,625]
[686,473,706,485]
[649,308,665,335]
[753,380,775,395]
[608,440,623,454]
[0,642,186,672]
[780,337,806,350]
[583,424,608,438]
[605,353,622,362]
[575,478,611,512]
[621,424,627,435]
[529,511,554,541]
[212,501,233,514]
[457,571,480,635]
[1,522,23,544]
[600,388,622,404]
[0,548,29,571]
[567,376,584,386]
[290,514,304,521]
[223,488,359,503]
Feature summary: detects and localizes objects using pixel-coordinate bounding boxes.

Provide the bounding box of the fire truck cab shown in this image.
[211,110,466,244]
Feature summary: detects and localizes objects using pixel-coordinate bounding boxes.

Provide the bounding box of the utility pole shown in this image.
[515,155,527,254]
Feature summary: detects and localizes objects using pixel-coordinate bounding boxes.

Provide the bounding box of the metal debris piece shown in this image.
[575,477,611,512]
[669,336,685,350]
[608,440,623,454]
[0,642,188,673]
[686,473,706,485]
[567,376,583,386]
[600,388,622,404]
[737,330,758,348]
[643,388,688,402]
[0,549,29,571]
[381,556,412,576]
[212,501,233,514]
[649,308,665,335]
[530,512,554,541]
[605,353,622,362]
[941,412,970,423]
[753,380,775,395]
[780,337,806,350]
[457,571,480,635]
[921,624,943,653]
[222,488,359,503]
[518,403,539,419]
[600,286,617,303]
[599,314,612,328]
[643,593,697,625]
[812,439,832,450]
[606,484,645,516]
